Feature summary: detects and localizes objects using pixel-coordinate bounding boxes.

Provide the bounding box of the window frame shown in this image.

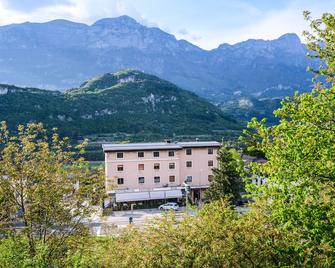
[154,163,160,170]
[169,175,176,183]
[117,165,124,172]
[138,151,144,158]
[186,161,192,168]
[186,148,192,155]
[208,160,214,167]
[169,162,175,169]
[153,151,160,157]
[154,176,160,183]
[116,152,124,159]
[138,177,145,184]
[208,148,214,155]
[168,150,175,157]
[117,178,124,185]
[138,163,145,171]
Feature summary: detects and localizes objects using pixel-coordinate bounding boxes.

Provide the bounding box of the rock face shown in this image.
[0,70,241,139]
[220,96,282,125]
[0,15,316,100]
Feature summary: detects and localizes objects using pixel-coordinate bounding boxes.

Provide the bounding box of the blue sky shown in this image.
[0,0,334,49]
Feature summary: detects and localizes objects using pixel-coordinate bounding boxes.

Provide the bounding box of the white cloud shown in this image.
[0,0,140,25]
[193,0,335,49]
[0,0,333,50]
[224,7,308,44]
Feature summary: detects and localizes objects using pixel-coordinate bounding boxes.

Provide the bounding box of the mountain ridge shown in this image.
[0,16,316,100]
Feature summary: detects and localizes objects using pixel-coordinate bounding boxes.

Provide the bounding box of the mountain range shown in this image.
[0,15,316,101]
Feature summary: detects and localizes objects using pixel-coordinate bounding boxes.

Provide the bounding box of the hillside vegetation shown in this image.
[0,70,241,142]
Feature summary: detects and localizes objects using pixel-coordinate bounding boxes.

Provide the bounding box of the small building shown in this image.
[103,140,220,207]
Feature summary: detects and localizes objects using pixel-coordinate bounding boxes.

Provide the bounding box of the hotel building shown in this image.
[103,141,220,205]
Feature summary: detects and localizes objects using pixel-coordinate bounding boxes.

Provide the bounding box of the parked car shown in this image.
[159,202,179,211]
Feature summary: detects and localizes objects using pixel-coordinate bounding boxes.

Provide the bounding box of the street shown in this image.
[88,207,189,235]
[88,206,249,236]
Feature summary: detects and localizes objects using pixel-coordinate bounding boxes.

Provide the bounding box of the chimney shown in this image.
[195,138,199,142]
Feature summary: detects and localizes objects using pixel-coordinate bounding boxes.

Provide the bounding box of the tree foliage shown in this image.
[59,200,333,267]
[241,10,335,264]
[0,122,104,264]
[303,11,335,84]
[205,144,243,205]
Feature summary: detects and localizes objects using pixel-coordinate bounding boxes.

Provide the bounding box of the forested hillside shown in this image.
[0,70,241,141]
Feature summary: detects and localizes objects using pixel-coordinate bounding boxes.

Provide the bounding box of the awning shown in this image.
[149,191,166,200]
[115,192,150,202]
[165,189,183,198]
[115,189,183,202]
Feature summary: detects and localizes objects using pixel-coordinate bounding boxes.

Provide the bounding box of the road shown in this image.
[6,206,249,236]
[88,207,190,235]
[88,206,250,235]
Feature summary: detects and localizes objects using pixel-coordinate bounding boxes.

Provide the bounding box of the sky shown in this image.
[0,0,334,49]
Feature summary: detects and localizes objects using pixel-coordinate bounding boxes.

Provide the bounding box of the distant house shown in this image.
[242,155,268,185]
[103,140,220,207]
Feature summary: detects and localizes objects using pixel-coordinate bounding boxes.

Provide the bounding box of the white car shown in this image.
[159,202,179,211]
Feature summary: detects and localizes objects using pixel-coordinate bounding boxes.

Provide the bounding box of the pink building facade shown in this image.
[103,141,220,205]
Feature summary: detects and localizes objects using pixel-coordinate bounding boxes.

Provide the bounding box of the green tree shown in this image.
[74,200,302,267]
[303,11,335,85]
[0,122,104,264]
[205,144,243,205]
[242,11,335,264]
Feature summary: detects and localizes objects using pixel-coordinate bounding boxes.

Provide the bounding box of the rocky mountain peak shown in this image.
[92,15,140,28]
[272,33,304,53]
[76,69,153,93]
[276,33,301,45]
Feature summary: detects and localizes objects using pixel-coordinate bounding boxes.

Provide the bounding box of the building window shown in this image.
[186,161,192,167]
[154,176,160,183]
[186,176,192,182]
[208,175,214,182]
[154,163,160,170]
[138,164,144,171]
[117,178,124,185]
[116,152,123,158]
[153,151,160,157]
[117,165,123,171]
[138,151,144,158]
[168,150,175,157]
[208,160,214,167]
[169,175,175,183]
[208,148,213,155]
[138,177,145,184]
[186,148,192,155]
[169,163,175,169]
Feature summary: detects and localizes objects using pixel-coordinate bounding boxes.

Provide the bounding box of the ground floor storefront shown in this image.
[105,186,209,211]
